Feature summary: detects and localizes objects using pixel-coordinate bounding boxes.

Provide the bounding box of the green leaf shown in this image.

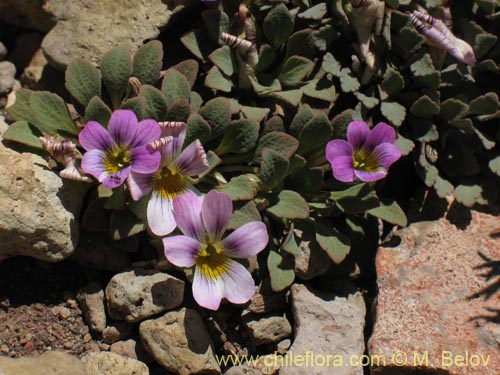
[287,167,324,193]
[267,250,295,292]
[315,222,350,264]
[488,156,500,176]
[297,113,332,156]
[393,26,425,55]
[285,29,316,61]
[280,228,300,256]
[205,66,233,92]
[434,175,454,198]
[331,183,380,214]
[104,185,126,210]
[255,44,277,74]
[468,93,499,115]
[354,92,379,109]
[7,89,37,124]
[395,134,415,156]
[228,201,261,230]
[110,209,145,240]
[303,78,336,102]
[161,68,191,108]
[174,59,199,89]
[381,101,406,127]
[199,151,222,179]
[30,91,79,135]
[263,116,285,134]
[270,90,303,106]
[133,40,163,85]
[190,92,203,113]
[322,52,342,76]
[440,99,469,120]
[475,33,497,59]
[199,97,231,138]
[455,184,482,207]
[381,67,404,96]
[260,148,289,190]
[267,190,309,219]
[339,69,360,93]
[100,46,133,109]
[166,98,191,122]
[120,96,146,120]
[249,76,282,94]
[331,109,354,139]
[290,104,314,137]
[209,46,236,76]
[410,95,440,119]
[140,85,168,121]
[263,4,295,49]
[202,9,230,43]
[409,53,440,89]
[186,113,212,145]
[216,119,259,155]
[279,56,314,86]
[254,131,299,163]
[65,59,101,107]
[240,105,270,122]
[367,200,407,226]
[85,96,112,126]
[216,175,256,200]
[180,30,217,61]
[287,154,307,176]
[2,121,43,149]
[298,3,327,20]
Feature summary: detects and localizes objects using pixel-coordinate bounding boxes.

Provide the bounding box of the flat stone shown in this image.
[110,337,154,364]
[102,322,134,344]
[77,281,107,333]
[106,269,184,323]
[0,351,86,375]
[139,308,221,375]
[368,211,500,375]
[81,351,149,375]
[245,315,292,345]
[280,284,366,375]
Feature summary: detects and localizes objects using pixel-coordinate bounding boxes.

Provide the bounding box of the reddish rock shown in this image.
[368,210,500,375]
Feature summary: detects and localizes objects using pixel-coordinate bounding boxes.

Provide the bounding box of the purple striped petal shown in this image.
[147,191,177,236]
[163,235,199,268]
[221,260,256,304]
[364,122,396,151]
[221,222,268,258]
[172,191,204,240]
[131,146,161,174]
[108,109,139,147]
[202,190,233,242]
[160,122,187,161]
[193,267,224,310]
[172,140,209,177]
[372,142,402,170]
[330,155,356,182]
[128,172,153,201]
[132,119,162,148]
[79,121,114,151]
[325,140,353,162]
[346,121,370,149]
[81,149,106,180]
[102,167,131,189]
[354,169,388,182]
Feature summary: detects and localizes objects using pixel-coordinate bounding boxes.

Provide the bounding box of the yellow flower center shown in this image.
[104,147,132,174]
[353,149,379,172]
[152,166,186,199]
[195,243,230,280]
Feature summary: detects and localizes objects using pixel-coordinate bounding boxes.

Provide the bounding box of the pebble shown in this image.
[0,61,16,95]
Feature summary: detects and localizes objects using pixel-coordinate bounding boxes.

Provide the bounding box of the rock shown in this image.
[110,337,154,364]
[106,269,184,323]
[0,351,86,375]
[0,42,7,61]
[77,281,107,333]
[280,284,366,375]
[102,322,134,344]
[8,32,43,73]
[81,351,149,375]
[223,366,262,375]
[139,308,221,375]
[0,1,55,32]
[368,211,500,375]
[245,315,292,345]
[277,339,291,355]
[41,0,197,71]
[242,279,287,316]
[0,61,16,96]
[293,222,331,280]
[0,121,88,262]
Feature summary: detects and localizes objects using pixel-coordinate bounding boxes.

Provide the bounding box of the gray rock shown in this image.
[0,1,55,32]
[0,42,7,61]
[106,269,184,323]
[139,308,221,375]
[292,223,331,280]
[110,337,154,364]
[280,284,366,375]
[0,61,16,95]
[102,322,134,344]
[0,351,86,375]
[0,120,88,262]
[81,351,149,375]
[245,315,292,345]
[77,281,107,333]
[277,339,291,354]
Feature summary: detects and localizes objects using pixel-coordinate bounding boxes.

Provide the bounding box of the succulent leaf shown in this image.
[65,59,102,107]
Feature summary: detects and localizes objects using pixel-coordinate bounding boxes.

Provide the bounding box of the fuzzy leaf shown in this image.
[475,33,497,59]
[267,250,295,292]
[100,46,133,109]
[260,148,289,190]
[455,185,482,207]
[216,175,255,200]
[314,24,336,52]
[410,96,440,119]
[190,92,203,113]
[84,96,112,126]
[468,93,499,115]
[240,105,270,122]
[30,92,79,136]
[395,134,415,156]
[255,44,277,74]
[267,190,309,219]
[65,59,101,107]
[199,97,231,138]
[355,92,379,109]
[322,52,342,76]
[287,167,324,193]
[290,104,314,137]
[339,69,360,93]
[186,113,211,145]
[381,101,406,127]
[488,156,500,176]
[298,113,332,156]
[315,223,350,264]
[279,56,314,86]
[216,119,259,154]
[205,66,232,92]
[381,67,404,96]
[133,41,163,85]
[331,183,379,214]
[254,131,299,163]
[110,209,145,240]
[120,96,146,120]
[209,46,236,76]
[367,200,407,226]
[161,68,191,108]
[174,59,199,89]
[298,3,327,20]
[264,116,285,134]
[140,85,168,121]
[331,109,354,139]
[2,121,43,149]
[393,26,424,55]
[249,76,282,94]
[166,98,191,122]
[263,4,294,49]
[440,99,469,120]
[434,175,454,198]
[303,78,336,102]
[6,89,37,125]
[270,90,303,106]
[180,30,217,61]
[202,9,230,43]
[285,29,316,60]
[228,201,261,230]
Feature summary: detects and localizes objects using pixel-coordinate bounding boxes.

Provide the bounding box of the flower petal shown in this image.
[172,191,204,240]
[354,169,388,182]
[325,140,353,162]
[79,121,114,151]
[160,122,187,161]
[221,260,256,304]
[147,191,177,236]
[364,122,396,150]
[372,142,402,170]
[102,167,131,189]
[330,155,356,182]
[128,172,153,201]
[108,109,139,147]
[172,140,209,176]
[131,146,161,174]
[202,190,233,242]
[163,235,199,267]
[133,119,162,147]
[221,222,268,258]
[346,120,370,149]
[193,267,224,310]
[81,149,106,180]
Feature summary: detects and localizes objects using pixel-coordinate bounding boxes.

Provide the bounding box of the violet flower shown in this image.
[79,109,161,189]
[163,190,268,310]
[128,122,209,236]
[326,121,401,182]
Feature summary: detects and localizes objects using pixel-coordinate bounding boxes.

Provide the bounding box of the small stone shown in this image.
[77,281,106,333]
[83,334,92,343]
[23,342,35,353]
[51,306,72,319]
[139,308,221,375]
[245,315,292,345]
[277,339,291,355]
[0,61,16,95]
[110,338,153,364]
[0,351,86,374]
[106,269,184,323]
[292,222,331,280]
[254,355,281,375]
[1,346,9,353]
[102,322,134,344]
[81,351,149,375]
